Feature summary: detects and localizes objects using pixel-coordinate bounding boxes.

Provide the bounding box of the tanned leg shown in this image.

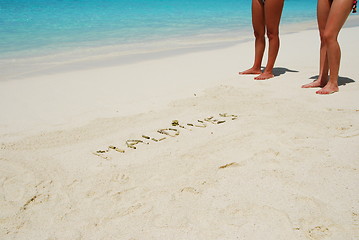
[240,0,265,75]
[302,0,331,88]
[254,0,284,80]
[316,0,352,94]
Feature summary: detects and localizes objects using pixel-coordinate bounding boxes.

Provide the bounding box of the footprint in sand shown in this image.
[2,176,27,202]
[0,159,37,218]
[235,205,297,239]
[0,160,34,203]
[111,173,130,184]
[118,203,143,217]
[308,225,331,239]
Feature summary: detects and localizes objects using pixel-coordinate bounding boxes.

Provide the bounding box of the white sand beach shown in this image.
[0,25,358,239]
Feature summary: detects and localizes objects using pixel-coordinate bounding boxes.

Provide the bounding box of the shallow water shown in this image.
[0,0,317,79]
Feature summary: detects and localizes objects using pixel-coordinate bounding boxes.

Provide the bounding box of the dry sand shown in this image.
[0,26,358,239]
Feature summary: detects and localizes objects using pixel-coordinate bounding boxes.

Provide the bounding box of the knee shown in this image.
[266,30,279,41]
[253,30,265,40]
[319,33,326,43]
[322,31,337,45]
[319,29,326,42]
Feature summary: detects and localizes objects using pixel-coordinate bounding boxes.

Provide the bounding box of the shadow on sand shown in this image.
[271,67,299,77]
[309,75,355,86]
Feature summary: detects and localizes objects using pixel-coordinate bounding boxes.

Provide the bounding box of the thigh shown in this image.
[325,0,353,37]
[318,0,332,34]
[264,0,284,33]
[252,0,265,34]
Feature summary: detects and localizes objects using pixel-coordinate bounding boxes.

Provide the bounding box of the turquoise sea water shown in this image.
[0,0,318,78]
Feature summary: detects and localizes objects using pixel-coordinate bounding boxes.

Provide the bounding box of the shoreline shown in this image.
[3,15,359,82]
[0,18,323,81]
[3,16,359,82]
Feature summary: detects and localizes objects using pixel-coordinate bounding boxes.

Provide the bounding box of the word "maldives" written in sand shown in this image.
[94,113,238,160]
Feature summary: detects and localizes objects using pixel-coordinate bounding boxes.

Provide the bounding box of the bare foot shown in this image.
[254,72,274,80]
[302,78,327,88]
[316,83,339,95]
[239,67,262,75]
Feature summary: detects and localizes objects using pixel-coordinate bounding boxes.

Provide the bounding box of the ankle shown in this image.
[263,69,273,75]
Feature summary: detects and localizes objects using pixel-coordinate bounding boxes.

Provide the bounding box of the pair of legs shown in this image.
[240,0,284,80]
[302,0,353,94]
